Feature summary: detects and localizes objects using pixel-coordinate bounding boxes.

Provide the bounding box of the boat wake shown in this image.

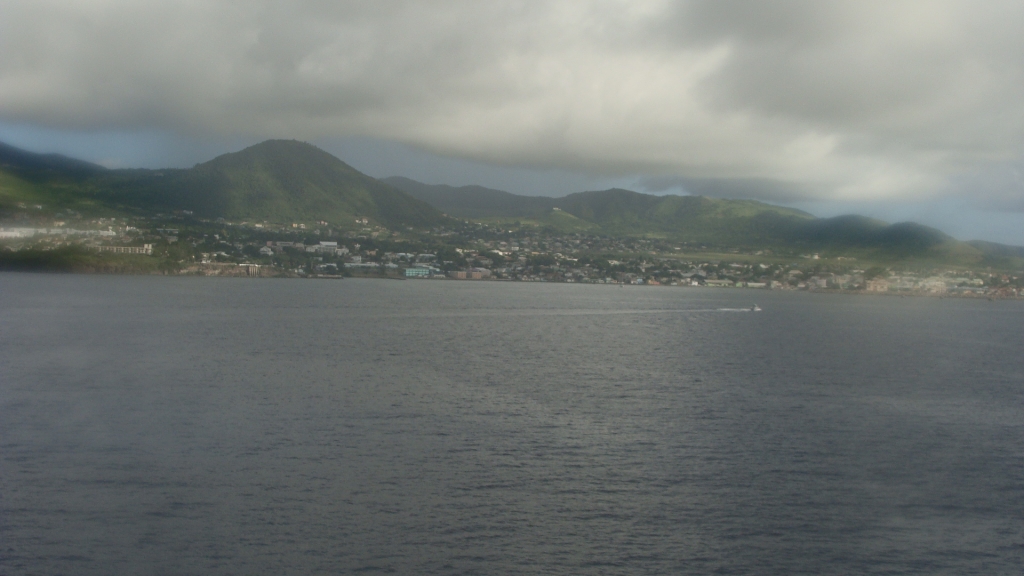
[717,305,762,312]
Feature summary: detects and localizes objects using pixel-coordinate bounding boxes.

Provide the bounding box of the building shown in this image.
[448,268,492,280]
[809,276,829,289]
[239,264,262,277]
[919,278,948,294]
[95,244,153,255]
[866,278,890,292]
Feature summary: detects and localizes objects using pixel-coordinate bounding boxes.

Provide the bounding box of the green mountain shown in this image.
[3,140,1022,267]
[554,188,813,242]
[0,141,106,177]
[1,140,445,228]
[385,177,1012,264]
[0,142,114,214]
[383,179,815,240]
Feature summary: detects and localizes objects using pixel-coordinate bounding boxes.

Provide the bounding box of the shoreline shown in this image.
[2,268,1019,300]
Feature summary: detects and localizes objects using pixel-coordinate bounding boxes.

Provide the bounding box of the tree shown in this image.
[864,266,886,280]
[528,254,557,267]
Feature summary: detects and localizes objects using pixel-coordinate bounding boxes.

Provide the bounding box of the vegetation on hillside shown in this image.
[2,140,445,229]
[385,178,1011,265]
[2,139,1023,270]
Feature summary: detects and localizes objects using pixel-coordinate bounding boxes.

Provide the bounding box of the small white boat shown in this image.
[751,304,762,312]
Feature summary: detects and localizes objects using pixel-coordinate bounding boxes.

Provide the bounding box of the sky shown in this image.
[2,1,1024,244]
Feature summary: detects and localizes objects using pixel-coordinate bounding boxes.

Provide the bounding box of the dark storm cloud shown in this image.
[1,1,1023,206]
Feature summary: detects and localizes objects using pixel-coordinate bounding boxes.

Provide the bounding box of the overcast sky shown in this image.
[2,1,1024,244]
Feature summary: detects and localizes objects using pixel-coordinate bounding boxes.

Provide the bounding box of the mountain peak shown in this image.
[157,140,442,226]
[198,139,352,171]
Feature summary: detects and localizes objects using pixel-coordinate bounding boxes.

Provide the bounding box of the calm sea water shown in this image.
[2,274,1023,575]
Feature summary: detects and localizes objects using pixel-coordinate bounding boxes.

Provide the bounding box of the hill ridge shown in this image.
[0,141,108,178]
[384,176,997,261]
[2,141,1023,267]
[0,140,445,228]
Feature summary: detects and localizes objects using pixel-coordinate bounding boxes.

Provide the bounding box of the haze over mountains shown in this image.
[2,139,1023,265]
[384,177,1021,263]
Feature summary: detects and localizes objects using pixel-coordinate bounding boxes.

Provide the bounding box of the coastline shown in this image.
[1,266,1019,300]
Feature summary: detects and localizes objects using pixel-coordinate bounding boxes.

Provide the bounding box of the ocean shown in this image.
[2,274,1023,574]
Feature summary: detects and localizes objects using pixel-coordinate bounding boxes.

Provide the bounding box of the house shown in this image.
[866,278,890,292]
[919,278,948,294]
[95,244,154,255]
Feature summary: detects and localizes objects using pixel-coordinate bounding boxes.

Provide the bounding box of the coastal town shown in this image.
[2,207,1021,298]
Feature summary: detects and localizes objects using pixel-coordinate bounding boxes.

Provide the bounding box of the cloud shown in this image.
[2,1,1024,205]
[639,175,816,204]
